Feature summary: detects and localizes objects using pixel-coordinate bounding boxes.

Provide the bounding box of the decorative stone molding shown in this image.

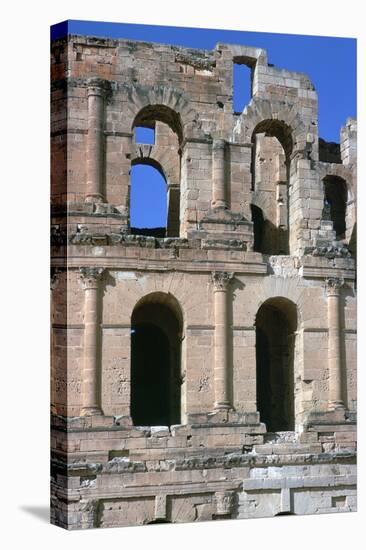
[309,245,351,259]
[79,267,105,290]
[215,490,236,515]
[326,277,344,296]
[211,271,234,291]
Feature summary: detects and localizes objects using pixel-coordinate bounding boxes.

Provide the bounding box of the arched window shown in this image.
[131,105,182,237]
[130,293,183,427]
[256,298,297,432]
[251,120,293,255]
[130,162,167,237]
[322,175,347,240]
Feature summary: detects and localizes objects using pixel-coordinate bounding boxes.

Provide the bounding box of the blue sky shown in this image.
[52,20,356,227]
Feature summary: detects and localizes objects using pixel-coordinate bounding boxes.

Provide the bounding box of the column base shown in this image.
[80,406,103,417]
[85,193,104,204]
[211,200,228,209]
[214,402,232,411]
[328,401,345,411]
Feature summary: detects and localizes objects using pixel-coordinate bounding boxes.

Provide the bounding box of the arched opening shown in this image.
[251,120,293,255]
[131,105,182,237]
[131,293,182,426]
[322,175,347,240]
[255,298,297,432]
[133,104,183,146]
[130,161,167,237]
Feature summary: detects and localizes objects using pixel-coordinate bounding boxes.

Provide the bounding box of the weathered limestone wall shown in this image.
[51,34,357,530]
[52,253,356,421]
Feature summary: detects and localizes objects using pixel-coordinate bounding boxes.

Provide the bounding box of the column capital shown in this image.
[79,267,105,290]
[212,271,234,291]
[326,277,344,296]
[215,490,236,516]
[86,77,112,97]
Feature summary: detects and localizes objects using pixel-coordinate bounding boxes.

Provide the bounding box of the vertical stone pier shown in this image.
[79,267,105,415]
[326,277,344,409]
[212,271,234,410]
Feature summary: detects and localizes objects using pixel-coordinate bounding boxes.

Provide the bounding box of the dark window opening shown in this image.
[318,138,342,164]
[251,204,264,252]
[233,63,252,114]
[322,175,347,239]
[131,298,182,427]
[135,125,155,145]
[130,163,167,237]
[349,223,356,260]
[256,298,297,432]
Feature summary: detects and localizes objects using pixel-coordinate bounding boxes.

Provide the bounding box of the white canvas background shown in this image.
[1,1,364,548]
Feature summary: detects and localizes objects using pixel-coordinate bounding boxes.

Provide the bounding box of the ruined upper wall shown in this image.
[51,35,318,147]
[51,35,356,258]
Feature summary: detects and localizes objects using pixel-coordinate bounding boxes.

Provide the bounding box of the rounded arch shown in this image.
[131,156,167,182]
[246,102,305,256]
[255,296,298,331]
[318,164,355,203]
[255,296,298,432]
[252,118,294,161]
[132,291,184,329]
[246,277,305,329]
[132,103,184,144]
[130,291,184,427]
[131,144,180,188]
[236,97,308,153]
[127,85,204,144]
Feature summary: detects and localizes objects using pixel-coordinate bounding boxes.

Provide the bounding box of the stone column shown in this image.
[211,139,227,208]
[85,79,107,203]
[80,267,105,415]
[326,277,344,409]
[212,271,234,410]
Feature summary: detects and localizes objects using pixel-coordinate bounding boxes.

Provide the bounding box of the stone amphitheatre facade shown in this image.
[50,32,357,529]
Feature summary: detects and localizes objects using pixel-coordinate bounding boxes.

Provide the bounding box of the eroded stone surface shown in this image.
[51,33,357,529]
